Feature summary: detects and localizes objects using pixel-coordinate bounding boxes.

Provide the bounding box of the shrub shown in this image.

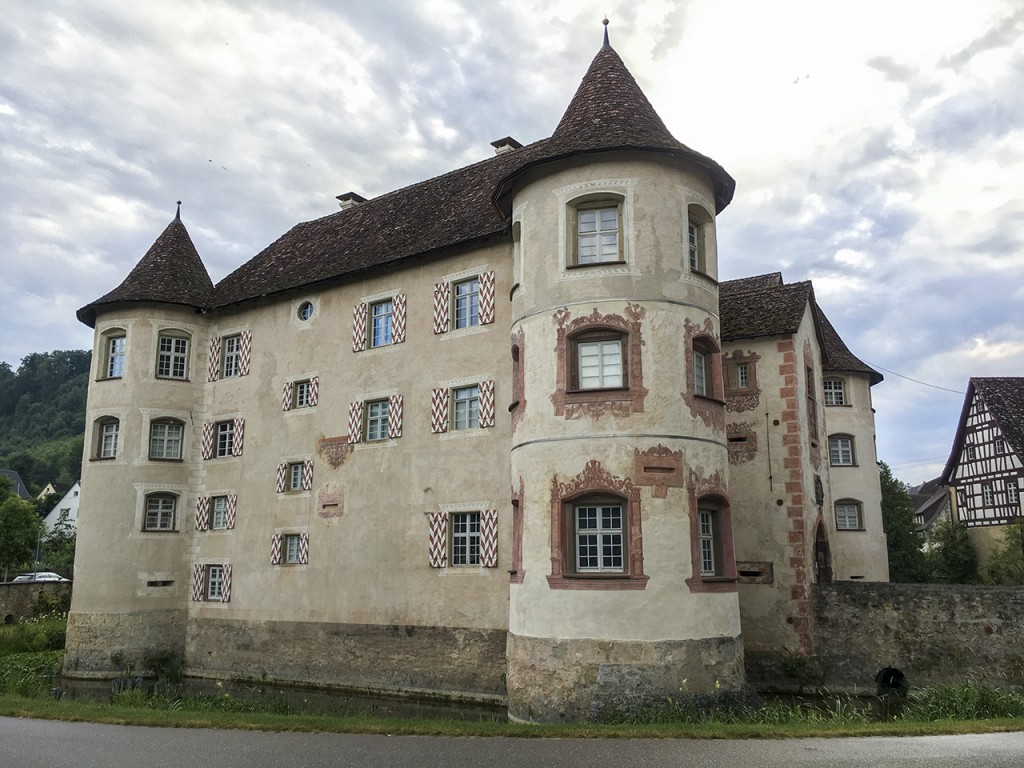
[905,682,1024,721]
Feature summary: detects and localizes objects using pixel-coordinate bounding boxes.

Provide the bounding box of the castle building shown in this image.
[67,29,888,721]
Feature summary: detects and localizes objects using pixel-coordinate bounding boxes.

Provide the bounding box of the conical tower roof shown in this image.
[77,206,214,327]
[495,29,734,213]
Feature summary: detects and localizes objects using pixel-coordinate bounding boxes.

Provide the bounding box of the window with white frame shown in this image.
[453,277,480,329]
[211,496,228,530]
[284,533,302,564]
[686,204,712,274]
[995,438,1007,454]
[96,418,119,459]
[206,564,225,600]
[692,337,718,398]
[829,435,855,466]
[966,444,976,460]
[453,385,480,430]
[698,508,720,576]
[216,421,235,458]
[835,500,863,530]
[574,334,624,390]
[574,203,621,265]
[450,512,481,566]
[293,380,311,409]
[156,333,190,379]
[288,462,304,491]
[365,399,389,441]
[221,334,241,378]
[734,362,749,389]
[149,419,184,460]
[144,494,176,531]
[823,378,847,406]
[575,500,624,573]
[1006,481,1019,506]
[104,332,126,379]
[982,484,994,506]
[371,299,393,347]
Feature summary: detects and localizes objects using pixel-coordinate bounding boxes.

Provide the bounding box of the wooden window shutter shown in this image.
[428,512,448,568]
[275,463,287,493]
[191,564,206,602]
[220,564,232,602]
[481,509,498,567]
[392,293,407,343]
[479,270,496,324]
[352,302,368,352]
[387,394,403,439]
[233,417,244,456]
[302,460,313,491]
[431,388,449,433]
[479,380,495,428]
[347,401,363,443]
[299,533,310,564]
[281,381,293,411]
[201,422,215,460]
[225,494,237,529]
[308,376,319,406]
[432,282,450,334]
[271,533,283,565]
[195,496,211,531]
[238,330,252,376]
[207,336,222,382]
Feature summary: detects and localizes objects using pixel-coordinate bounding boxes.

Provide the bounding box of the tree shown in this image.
[927,514,980,583]
[878,461,928,582]
[982,521,1024,585]
[0,477,42,580]
[39,517,76,571]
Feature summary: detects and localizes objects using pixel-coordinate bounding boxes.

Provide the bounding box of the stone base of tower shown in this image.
[506,632,746,722]
[63,609,187,679]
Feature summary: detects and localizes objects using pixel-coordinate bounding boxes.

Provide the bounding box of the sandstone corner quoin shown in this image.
[67,26,897,721]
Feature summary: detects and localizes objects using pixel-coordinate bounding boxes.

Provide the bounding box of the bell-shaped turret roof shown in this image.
[77,206,214,327]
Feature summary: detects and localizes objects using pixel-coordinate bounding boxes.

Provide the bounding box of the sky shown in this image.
[1,0,1022,486]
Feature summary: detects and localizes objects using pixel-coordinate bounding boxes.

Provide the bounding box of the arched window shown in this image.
[834,499,863,530]
[829,434,856,466]
[691,335,719,399]
[687,494,736,590]
[156,330,191,380]
[570,328,626,391]
[93,417,119,459]
[100,329,127,379]
[144,493,177,531]
[569,193,625,266]
[686,204,714,275]
[149,418,185,460]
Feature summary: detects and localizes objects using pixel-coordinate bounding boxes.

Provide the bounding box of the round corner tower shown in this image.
[497,37,744,722]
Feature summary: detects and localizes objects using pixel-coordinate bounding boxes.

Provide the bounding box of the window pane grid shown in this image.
[285,534,301,563]
[294,380,310,408]
[157,336,189,379]
[688,221,700,270]
[216,422,234,457]
[453,386,479,430]
[145,496,175,531]
[836,503,861,530]
[212,496,227,529]
[830,437,853,465]
[289,463,303,490]
[222,336,240,378]
[207,565,223,599]
[736,362,749,389]
[454,279,480,329]
[699,510,716,576]
[107,336,126,378]
[371,301,393,347]
[100,422,118,458]
[575,504,623,572]
[451,512,481,565]
[150,422,183,460]
[694,351,708,396]
[578,340,622,389]
[824,379,846,406]
[366,400,389,441]
[577,207,619,264]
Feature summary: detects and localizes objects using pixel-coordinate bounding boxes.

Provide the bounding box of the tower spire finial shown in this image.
[602,16,610,50]
[175,200,182,221]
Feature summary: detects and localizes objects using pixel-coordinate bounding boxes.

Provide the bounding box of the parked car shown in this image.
[11,572,70,583]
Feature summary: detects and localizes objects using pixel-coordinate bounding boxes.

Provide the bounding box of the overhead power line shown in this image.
[864,362,966,395]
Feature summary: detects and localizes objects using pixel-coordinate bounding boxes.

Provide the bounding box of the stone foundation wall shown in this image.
[185,619,507,697]
[750,582,1024,693]
[63,609,187,678]
[0,582,72,623]
[506,633,745,722]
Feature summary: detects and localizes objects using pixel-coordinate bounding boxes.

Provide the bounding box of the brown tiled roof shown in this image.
[494,44,734,214]
[974,377,1024,456]
[719,273,783,296]
[817,307,883,384]
[720,276,812,341]
[77,213,214,327]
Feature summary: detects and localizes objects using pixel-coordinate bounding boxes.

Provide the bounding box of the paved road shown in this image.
[2,716,1023,767]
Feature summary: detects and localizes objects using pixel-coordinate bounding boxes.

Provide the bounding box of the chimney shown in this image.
[336,191,367,210]
[490,136,523,155]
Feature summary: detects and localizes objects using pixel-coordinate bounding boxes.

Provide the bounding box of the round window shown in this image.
[297,301,314,321]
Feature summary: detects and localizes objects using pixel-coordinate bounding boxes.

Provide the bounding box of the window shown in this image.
[371,299,393,347]
[211,496,228,530]
[453,385,480,430]
[823,378,846,406]
[575,501,624,573]
[297,301,314,321]
[995,438,1006,454]
[271,532,309,565]
[829,435,855,466]
[1006,481,1019,506]
[104,333,126,378]
[144,494,176,531]
[691,336,719,399]
[149,419,183,460]
[221,335,241,378]
[365,399,389,441]
[698,508,720,576]
[573,333,623,390]
[96,418,119,459]
[734,362,749,389]
[686,204,713,273]
[450,512,481,566]
[966,444,977,460]
[293,380,311,409]
[156,333,189,379]
[835,500,863,530]
[216,421,234,458]
[806,367,819,443]
[206,564,224,600]
[289,462,304,491]
[453,278,480,329]
[285,533,302,564]
[574,204,620,265]
[59,509,69,522]
[982,484,994,506]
